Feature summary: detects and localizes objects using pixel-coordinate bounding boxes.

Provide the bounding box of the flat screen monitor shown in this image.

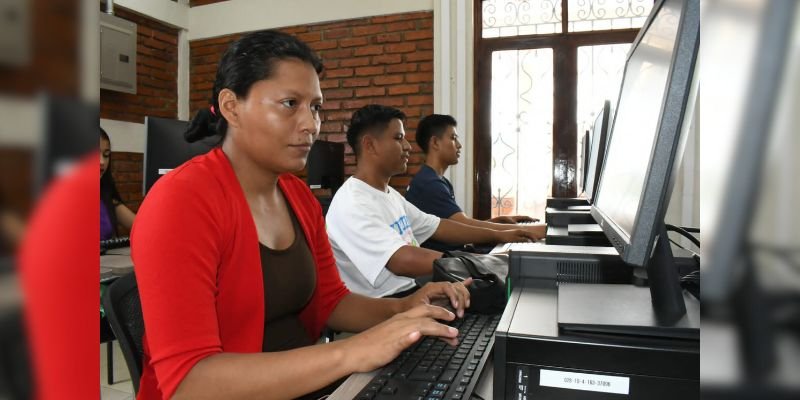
[306,140,344,192]
[592,0,698,267]
[579,130,590,195]
[584,100,611,203]
[590,0,699,320]
[143,117,218,194]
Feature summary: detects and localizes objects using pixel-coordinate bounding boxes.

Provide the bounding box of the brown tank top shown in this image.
[259,206,317,352]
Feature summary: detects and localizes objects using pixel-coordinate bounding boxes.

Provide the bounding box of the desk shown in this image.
[329,354,495,399]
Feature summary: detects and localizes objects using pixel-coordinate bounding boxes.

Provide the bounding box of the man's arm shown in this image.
[449,212,545,236]
[431,218,546,244]
[385,245,443,277]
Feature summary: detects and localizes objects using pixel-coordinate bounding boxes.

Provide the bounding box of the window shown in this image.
[474,0,650,219]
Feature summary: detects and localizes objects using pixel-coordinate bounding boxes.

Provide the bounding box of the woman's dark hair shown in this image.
[184,30,324,143]
[346,105,406,157]
[415,114,457,154]
[100,127,121,237]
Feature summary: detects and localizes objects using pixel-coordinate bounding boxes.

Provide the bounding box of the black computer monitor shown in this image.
[306,140,344,193]
[579,130,590,195]
[590,0,699,320]
[143,117,218,194]
[583,100,611,203]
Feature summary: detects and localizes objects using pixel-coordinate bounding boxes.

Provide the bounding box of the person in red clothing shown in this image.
[131,30,472,399]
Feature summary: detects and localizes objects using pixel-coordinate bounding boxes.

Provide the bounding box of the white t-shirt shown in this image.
[326,177,441,297]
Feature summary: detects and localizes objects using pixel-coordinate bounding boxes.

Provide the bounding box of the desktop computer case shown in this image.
[494,283,699,399]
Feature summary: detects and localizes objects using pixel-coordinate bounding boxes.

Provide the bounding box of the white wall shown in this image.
[188,0,433,40]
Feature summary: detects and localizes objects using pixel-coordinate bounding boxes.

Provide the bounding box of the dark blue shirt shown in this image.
[405,164,463,252]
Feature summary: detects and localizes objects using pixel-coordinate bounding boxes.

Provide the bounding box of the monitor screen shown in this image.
[584,100,611,203]
[307,140,344,191]
[594,0,683,238]
[143,117,218,194]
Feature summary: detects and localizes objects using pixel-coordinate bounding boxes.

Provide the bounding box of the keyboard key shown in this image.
[439,369,458,382]
[434,382,449,391]
[429,389,446,398]
[380,386,397,395]
[410,370,441,382]
[450,394,462,399]
[456,384,467,392]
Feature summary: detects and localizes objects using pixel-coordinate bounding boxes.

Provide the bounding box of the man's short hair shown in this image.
[415,114,457,154]
[346,105,406,157]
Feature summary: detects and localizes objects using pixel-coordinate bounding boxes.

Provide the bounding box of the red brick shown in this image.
[419,62,433,72]
[343,99,371,109]
[418,19,434,29]
[406,95,431,106]
[373,75,404,86]
[325,28,350,39]
[404,31,433,41]
[297,31,322,43]
[342,77,371,88]
[405,72,432,83]
[309,40,338,51]
[374,33,403,43]
[382,97,406,107]
[339,57,371,68]
[320,79,340,89]
[386,63,418,73]
[322,48,354,59]
[321,100,342,110]
[386,21,416,32]
[356,87,386,97]
[355,66,385,76]
[354,45,384,57]
[386,43,416,54]
[324,89,354,99]
[406,51,433,62]
[352,25,384,36]
[416,41,434,51]
[389,85,419,96]
[372,54,402,65]
[325,68,354,78]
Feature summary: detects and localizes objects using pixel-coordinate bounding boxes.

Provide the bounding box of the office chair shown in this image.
[102,272,144,394]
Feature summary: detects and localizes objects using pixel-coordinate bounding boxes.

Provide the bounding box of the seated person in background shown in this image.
[100,127,135,240]
[406,114,545,252]
[326,105,545,298]
[132,31,471,400]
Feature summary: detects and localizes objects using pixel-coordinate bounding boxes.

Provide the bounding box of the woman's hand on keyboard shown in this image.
[402,278,472,318]
[342,304,460,373]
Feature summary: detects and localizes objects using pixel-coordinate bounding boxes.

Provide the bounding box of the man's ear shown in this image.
[218,89,240,129]
[429,135,441,152]
[361,133,377,157]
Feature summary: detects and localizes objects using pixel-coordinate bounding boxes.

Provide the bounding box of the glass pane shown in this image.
[490,49,554,220]
[567,0,654,32]
[576,43,631,143]
[482,0,563,38]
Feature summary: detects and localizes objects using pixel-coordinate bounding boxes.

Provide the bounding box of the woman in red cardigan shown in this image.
[131,30,471,399]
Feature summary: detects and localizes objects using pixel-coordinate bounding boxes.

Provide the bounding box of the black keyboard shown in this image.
[100,236,130,254]
[355,313,500,400]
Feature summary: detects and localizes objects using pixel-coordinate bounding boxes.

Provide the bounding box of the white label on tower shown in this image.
[540,369,630,395]
[158,168,173,175]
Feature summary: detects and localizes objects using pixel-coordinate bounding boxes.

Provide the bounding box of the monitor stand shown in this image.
[557,223,699,340]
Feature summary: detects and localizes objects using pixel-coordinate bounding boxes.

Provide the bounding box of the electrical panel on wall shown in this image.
[0,0,30,67]
[100,12,137,94]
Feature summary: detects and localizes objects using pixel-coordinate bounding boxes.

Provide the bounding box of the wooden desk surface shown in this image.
[100,247,133,276]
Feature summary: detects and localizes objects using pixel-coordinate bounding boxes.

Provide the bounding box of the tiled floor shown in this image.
[100,342,134,400]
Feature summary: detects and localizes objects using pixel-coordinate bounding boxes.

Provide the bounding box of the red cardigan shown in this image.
[131,148,350,399]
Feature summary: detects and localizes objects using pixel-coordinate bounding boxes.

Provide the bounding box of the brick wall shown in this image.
[109,152,144,235]
[99,7,179,123]
[100,6,179,212]
[189,12,434,193]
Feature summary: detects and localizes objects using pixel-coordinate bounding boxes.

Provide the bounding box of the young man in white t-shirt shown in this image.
[326,105,545,298]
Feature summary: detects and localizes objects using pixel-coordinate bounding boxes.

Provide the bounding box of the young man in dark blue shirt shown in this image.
[405,114,545,252]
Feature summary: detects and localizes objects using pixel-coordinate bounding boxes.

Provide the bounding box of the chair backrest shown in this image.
[101,272,144,394]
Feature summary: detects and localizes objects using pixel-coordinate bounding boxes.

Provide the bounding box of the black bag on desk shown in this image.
[432,251,508,314]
